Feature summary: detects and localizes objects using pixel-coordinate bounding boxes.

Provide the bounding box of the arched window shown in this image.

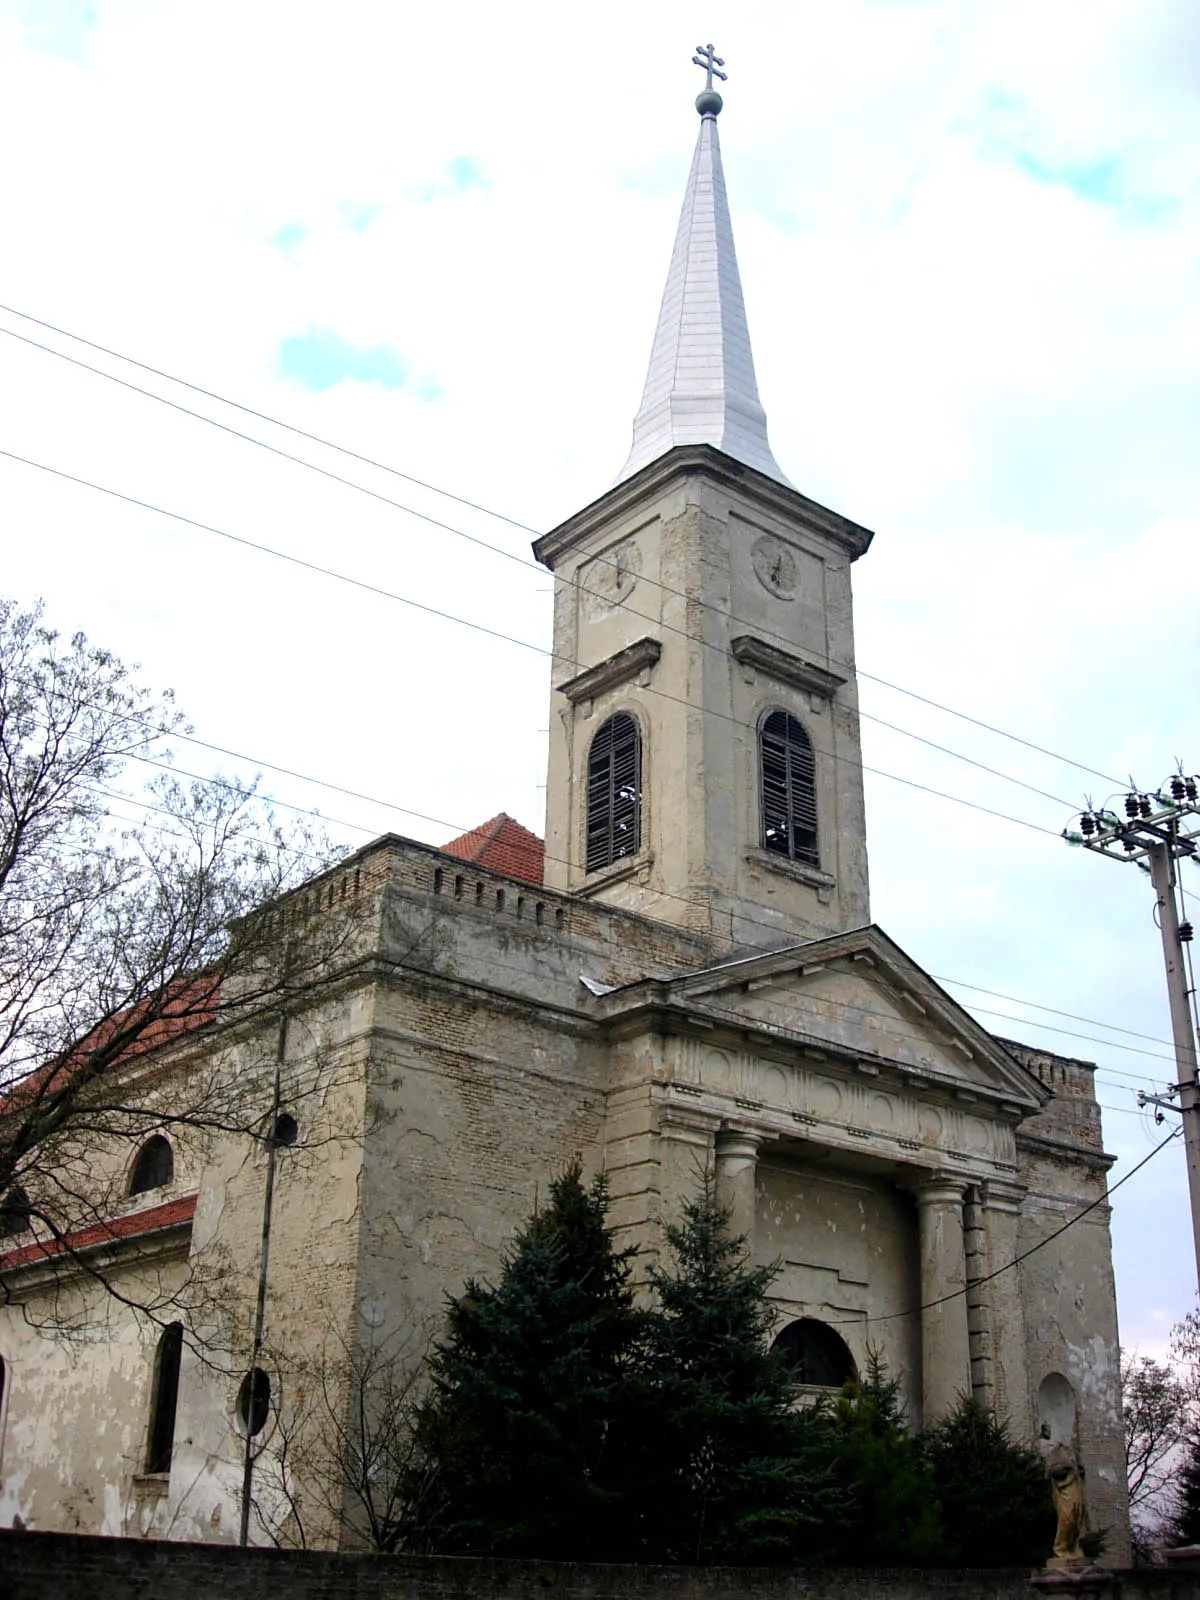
[586,713,642,872]
[129,1135,174,1196]
[771,1318,857,1388]
[146,1323,183,1474]
[760,710,818,867]
[237,1367,272,1437]
[0,1187,31,1238]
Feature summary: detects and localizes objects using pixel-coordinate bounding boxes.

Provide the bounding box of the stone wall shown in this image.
[11,1529,1198,1600]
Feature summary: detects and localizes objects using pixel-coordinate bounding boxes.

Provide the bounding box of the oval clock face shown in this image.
[751,535,798,599]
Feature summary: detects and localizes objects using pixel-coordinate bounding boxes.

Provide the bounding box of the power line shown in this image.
[931,975,1176,1051]
[0,302,1122,793]
[0,320,1078,812]
[0,444,1064,842]
[45,748,1168,1119]
[15,666,1170,1085]
[75,755,1189,1093]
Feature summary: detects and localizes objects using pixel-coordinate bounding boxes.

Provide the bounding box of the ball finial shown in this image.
[691,43,727,118]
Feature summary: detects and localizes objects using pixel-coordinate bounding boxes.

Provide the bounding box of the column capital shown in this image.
[914,1173,970,1208]
[715,1126,765,1161]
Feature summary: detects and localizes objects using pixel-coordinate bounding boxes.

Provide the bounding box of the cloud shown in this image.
[277,328,438,395]
[340,201,381,233]
[1,0,96,62]
[417,156,488,202]
[270,222,308,259]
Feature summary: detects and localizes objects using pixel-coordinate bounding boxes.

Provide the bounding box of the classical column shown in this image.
[915,1176,972,1424]
[714,1128,763,1255]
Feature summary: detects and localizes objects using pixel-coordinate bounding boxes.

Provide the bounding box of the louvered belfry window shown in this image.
[586,713,642,872]
[760,710,819,867]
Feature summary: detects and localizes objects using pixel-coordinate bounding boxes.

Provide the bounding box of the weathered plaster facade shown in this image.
[0,841,1130,1556]
[0,88,1128,1561]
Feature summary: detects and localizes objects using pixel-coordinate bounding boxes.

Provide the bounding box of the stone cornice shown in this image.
[730,635,847,700]
[1016,1127,1116,1172]
[557,638,662,705]
[532,445,876,571]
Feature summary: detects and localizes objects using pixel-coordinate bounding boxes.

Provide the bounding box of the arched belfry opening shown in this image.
[586,713,642,872]
[759,710,818,868]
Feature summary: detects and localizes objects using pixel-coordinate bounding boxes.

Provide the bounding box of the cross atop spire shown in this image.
[616,53,790,488]
[692,42,727,111]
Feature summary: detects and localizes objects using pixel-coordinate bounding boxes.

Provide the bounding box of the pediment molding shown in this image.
[596,923,1048,1121]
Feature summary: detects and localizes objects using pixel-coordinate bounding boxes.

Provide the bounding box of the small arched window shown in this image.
[129,1135,174,1196]
[760,710,818,867]
[771,1318,857,1388]
[586,713,642,872]
[146,1322,183,1474]
[0,1187,31,1238]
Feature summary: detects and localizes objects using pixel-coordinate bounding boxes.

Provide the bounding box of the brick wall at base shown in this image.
[2,1531,1198,1600]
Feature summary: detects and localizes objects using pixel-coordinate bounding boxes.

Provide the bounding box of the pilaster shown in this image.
[980,1178,1031,1436]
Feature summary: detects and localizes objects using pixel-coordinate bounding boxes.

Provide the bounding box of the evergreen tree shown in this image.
[921,1396,1054,1567]
[403,1162,641,1558]
[624,1183,842,1565]
[820,1353,943,1567]
[1170,1432,1200,1547]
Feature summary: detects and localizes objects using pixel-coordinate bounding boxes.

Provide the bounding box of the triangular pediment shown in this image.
[602,925,1046,1117]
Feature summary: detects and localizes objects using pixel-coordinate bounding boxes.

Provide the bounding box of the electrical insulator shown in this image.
[1188,778,1198,803]
[1172,775,1186,800]
[1123,838,1137,852]
[1139,794,1153,818]
[1181,922,1194,944]
[1125,793,1140,818]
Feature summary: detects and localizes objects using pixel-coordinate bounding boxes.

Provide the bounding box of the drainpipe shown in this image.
[239,1008,287,1547]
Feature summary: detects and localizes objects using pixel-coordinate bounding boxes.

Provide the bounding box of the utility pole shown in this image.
[1067,774,1200,1291]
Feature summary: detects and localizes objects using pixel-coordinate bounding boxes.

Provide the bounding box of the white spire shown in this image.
[617,80,790,488]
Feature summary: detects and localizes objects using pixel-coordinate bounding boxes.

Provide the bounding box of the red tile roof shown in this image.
[2,978,218,1119]
[0,1192,197,1274]
[441,813,545,887]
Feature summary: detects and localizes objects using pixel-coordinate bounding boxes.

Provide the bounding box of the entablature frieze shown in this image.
[647,1038,1022,1183]
[602,992,1033,1128]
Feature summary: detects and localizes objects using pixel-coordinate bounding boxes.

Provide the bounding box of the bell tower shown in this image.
[535,55,875,952]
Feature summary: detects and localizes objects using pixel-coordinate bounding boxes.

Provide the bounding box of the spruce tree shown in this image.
[624,1182,842,1565]
[404,1161,640,1558]
[821,1353,944,1567]
[921,1395,1054,1567]
[1170,1432,1200,1547]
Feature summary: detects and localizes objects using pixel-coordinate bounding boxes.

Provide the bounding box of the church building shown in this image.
[0,69,1128,1558]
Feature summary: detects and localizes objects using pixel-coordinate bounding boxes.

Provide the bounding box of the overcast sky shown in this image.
[2,0,1198,1357]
